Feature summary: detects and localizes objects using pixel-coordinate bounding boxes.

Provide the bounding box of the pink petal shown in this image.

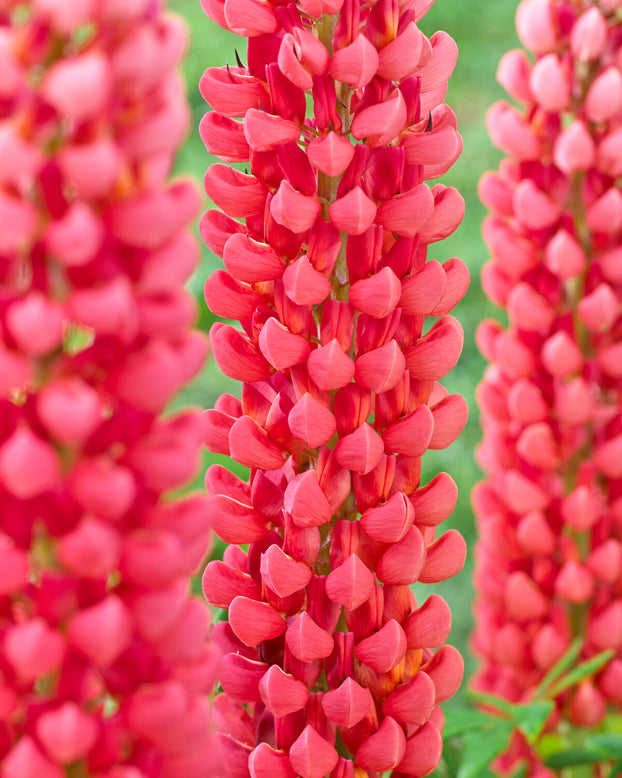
[356,716,406,772]
[307,339,356,390]
[308,131,355,177]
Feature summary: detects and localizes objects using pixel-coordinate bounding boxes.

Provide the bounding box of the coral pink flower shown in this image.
[201,0,468,773]
[0,3,215,776]
[476,0,622,773]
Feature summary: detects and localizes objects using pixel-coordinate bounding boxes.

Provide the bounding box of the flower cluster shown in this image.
[200,0,469,773]
[0,2,215,776]
[474,0,622,762]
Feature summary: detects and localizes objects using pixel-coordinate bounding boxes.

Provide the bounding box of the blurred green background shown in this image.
[170,0,520,682]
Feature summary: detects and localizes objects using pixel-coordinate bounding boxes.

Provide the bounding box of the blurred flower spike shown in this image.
[475,0,622,773]
[200,0,469,773]
[0,1,216,776]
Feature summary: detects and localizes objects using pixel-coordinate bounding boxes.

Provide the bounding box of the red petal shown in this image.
[307,339,355,391]
[321,677,372,728]
[208,494,268,544]
[204,269,262,321]
[335,423,385,475]
[377,526,427,585]
[284,470,332,528]
[325,554,374,611]
[204,163,266,218]
[350,267,402,318]
[419,529,466,584]
[228,596,287,646]
[376,183,434,237]
[429,393,468,449]
[329,186,377,235]
[354,339,405,394]
[330,35,378,88]
[258,318,311,370]
[400,260,446,316]
[405,594,452,649]
[229,415,285,470]
[219,653,269,703]
[404,316,464,381]
[250,744,297,778]
[355,619,407,673]
[420,185,465,243]
[288,392,336,448]
[202,560,260,608]
[383,671,436,724]
[421,644,463,703]
[289,725,339,778]
[286,612,334,662]
[410,472,458,526]
[382,404,434,457]
[210,322,272,382]
[355,715,406,771]
[258,665,310,717]
[244,108,300,151]
[223,233,285,283]
[260,544,312,598]
[283,255,331,305]
[307,132,355,177]
[360,491,413,543]
[396,721,443,775]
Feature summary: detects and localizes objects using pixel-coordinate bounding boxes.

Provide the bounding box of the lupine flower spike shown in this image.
[201,0,469,773]
[0,2,215,776]
[475,0,622,774]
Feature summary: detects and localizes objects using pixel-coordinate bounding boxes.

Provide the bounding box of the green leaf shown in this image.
[609,758,622,778]
[443,707,494,739]
[512,701,555,743]
[457,721,514,778]
[585,734,622,758]
[545,749,609,769]
[532,637,583,699]
[548,649,616,698]
[466,689,516,717]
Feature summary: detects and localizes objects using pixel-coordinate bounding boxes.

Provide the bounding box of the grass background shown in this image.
[169,0,520,687]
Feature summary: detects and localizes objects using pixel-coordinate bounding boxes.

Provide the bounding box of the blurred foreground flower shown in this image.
[475,0,622,773]
[0,1,215,776]
[200,0,469,774]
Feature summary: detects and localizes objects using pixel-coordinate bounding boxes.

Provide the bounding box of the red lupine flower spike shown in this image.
[201,0,467,770]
